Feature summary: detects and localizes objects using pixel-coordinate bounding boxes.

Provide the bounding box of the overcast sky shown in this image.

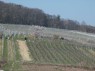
[1,0,95,26]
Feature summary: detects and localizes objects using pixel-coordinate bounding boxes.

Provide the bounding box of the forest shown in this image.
[0,1,95,33]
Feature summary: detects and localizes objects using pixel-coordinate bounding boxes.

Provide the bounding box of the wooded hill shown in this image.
[0,1,95,33]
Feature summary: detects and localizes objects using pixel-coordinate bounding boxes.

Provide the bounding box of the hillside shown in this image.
[0,24,95,71]
[0,1,95,33]
[0,23,95,46]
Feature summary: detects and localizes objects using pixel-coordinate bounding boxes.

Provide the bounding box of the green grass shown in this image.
[3,37,8,61]
[2,61,21,71]
[0,39,2,60]
[2,36,21,71]
[13,36,21,61]
[27,38,95,67]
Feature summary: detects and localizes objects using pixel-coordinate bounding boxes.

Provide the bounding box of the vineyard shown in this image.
[0,24,95,71]
[27,38,95,66]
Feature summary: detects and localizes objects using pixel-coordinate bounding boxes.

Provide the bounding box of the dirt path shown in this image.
[17,40,31,61]
[21,64,95,71]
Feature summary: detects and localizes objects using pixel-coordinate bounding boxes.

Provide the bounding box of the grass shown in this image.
[13,35,21,61]
[3,36,8,61]
[2,36,21,71]
[7,39,14,61]
[0,39,2,60]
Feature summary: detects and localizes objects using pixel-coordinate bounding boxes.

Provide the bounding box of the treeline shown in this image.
[0,1,95,33]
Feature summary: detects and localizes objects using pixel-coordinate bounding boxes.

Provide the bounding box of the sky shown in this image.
[1,0,95,26]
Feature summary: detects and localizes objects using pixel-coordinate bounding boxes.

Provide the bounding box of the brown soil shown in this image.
[20,64,95,71]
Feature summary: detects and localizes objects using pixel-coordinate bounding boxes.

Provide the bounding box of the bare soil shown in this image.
[21,64,95,71]
[17,40,32,61]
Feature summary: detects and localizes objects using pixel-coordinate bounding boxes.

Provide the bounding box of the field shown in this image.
[0,36,95,71]
[26,38,95,66]
[0,24,95,71]
[1,23,95,46]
